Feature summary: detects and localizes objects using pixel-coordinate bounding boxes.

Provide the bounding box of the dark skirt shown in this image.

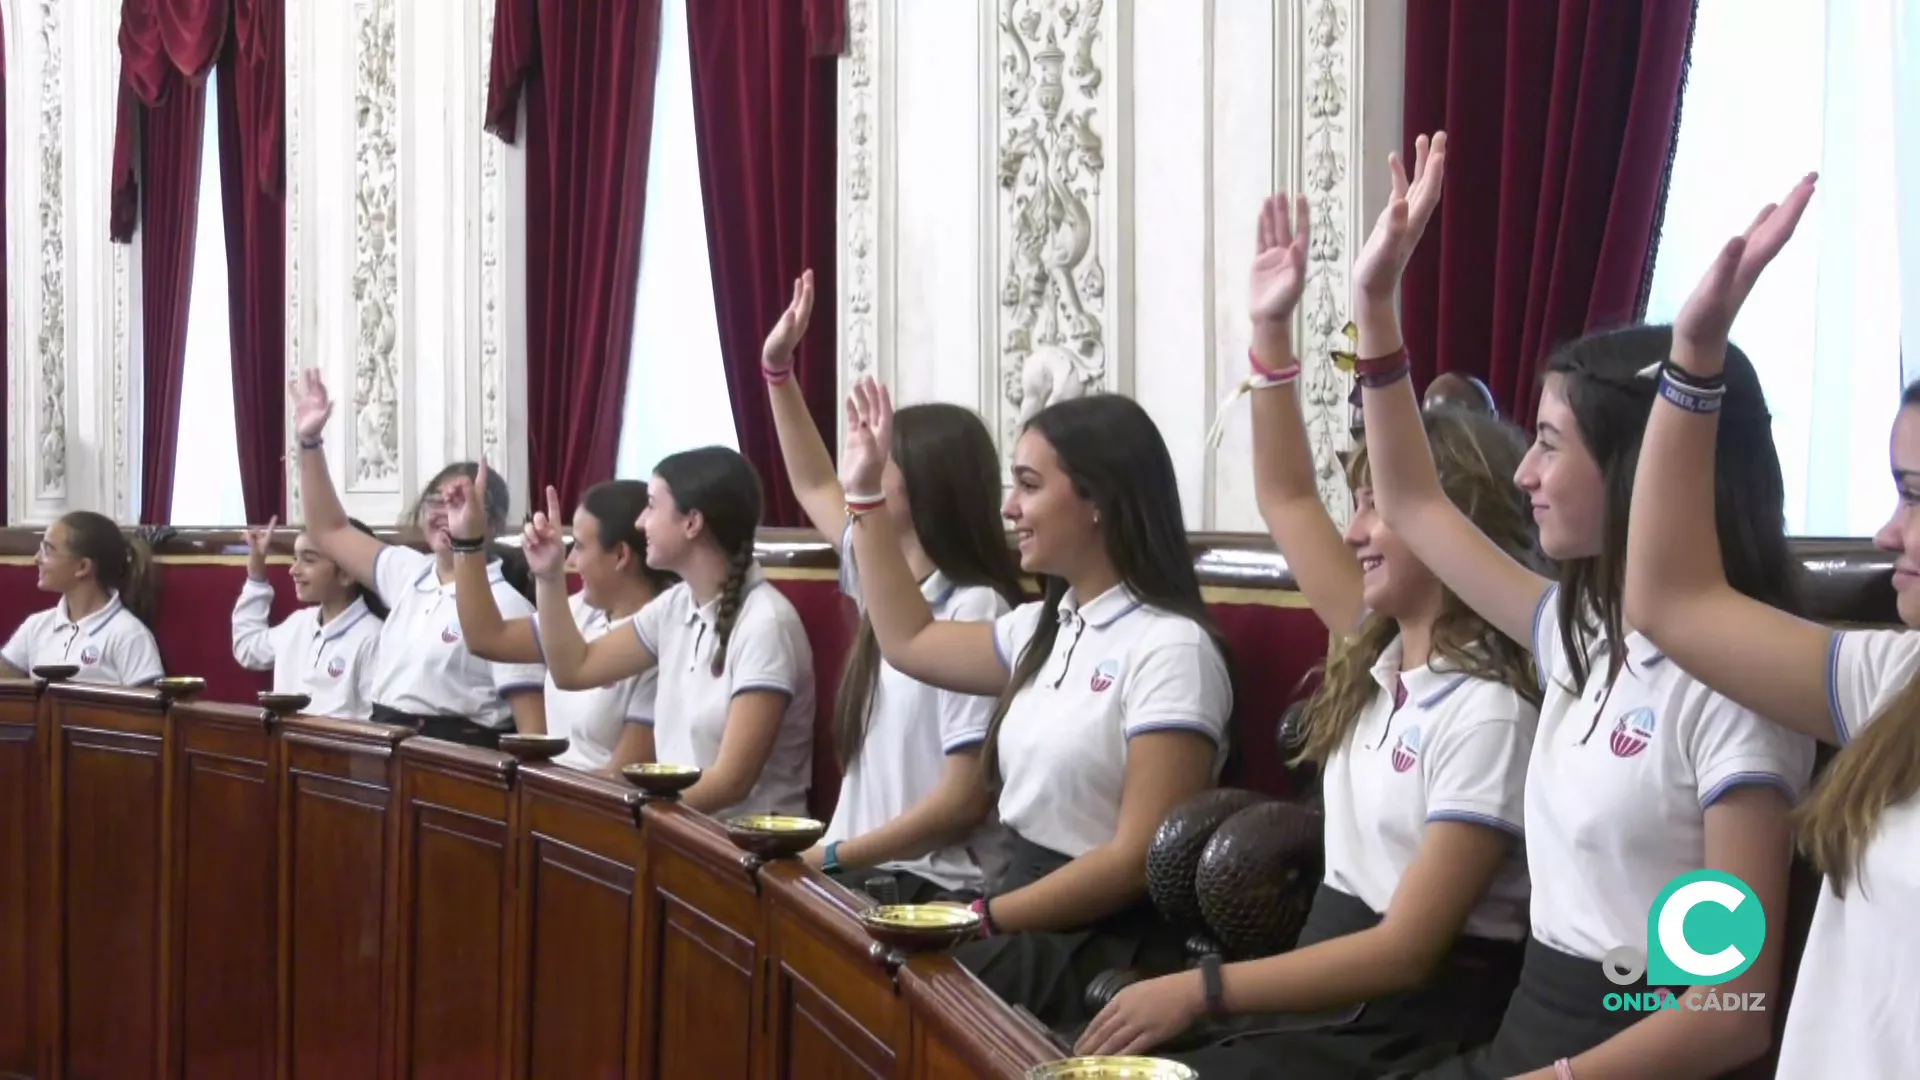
[370,704,504,750]
[823,866,975,905]
[952,832,1188,1032]
[1164,885,1523,1080]
[1386,937,1644,1080]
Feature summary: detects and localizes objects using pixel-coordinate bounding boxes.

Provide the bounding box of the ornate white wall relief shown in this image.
[285,0,306,514]
[35,0,66,499]
[994,0,1109,455]
[1293,0,1359,523]
[839,0,879,397]
[478,0,506,466]
[352,0,401,488]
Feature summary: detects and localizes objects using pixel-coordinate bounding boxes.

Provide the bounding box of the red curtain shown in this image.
[1,15,9,525]
[687,0,840,528]
[1398,0,1697,427]
[219,0,287,522]
[486,0,662,522]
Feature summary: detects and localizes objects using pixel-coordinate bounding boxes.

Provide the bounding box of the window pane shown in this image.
[168,78,248,526]
[615,0,737,482]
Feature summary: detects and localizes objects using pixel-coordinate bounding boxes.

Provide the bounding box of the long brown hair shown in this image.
[1795,381,1920,896]
[59,511,159,627]
[834,404,1024,770]
[1293,408,1544,765]
[979,395,1230,791]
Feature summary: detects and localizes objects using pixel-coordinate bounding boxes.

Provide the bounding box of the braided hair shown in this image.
[651,447,765,677]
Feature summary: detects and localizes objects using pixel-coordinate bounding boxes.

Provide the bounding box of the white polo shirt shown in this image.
[534,592,658,772]
[1320,636,1535,942]
[1523,585,1815,961]
[231,578,383,720]
[1,593,165,686]
[368,546,546,729]
[631,564,815,821]
[827,536,1012,891]
[1773,628,1920,1078]
[990,584,1233,858]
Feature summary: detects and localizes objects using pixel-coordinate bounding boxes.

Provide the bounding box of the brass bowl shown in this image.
[31,664,79,683]
[153,676,206,701]
[722,815,826,859]
[858,903,980,952]
[498,734,570,762]
[620,762,703,798]
[257,692,312,716]
[1026,1058,1199,1080]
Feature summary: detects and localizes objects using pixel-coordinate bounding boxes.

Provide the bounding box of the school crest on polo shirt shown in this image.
[79,644,101,666]
[1089,659,1120,693]
[1609,706,1657,758]
[1390,725,1423,773]
[327,655,348,679]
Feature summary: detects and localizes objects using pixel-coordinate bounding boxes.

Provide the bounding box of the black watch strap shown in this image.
[1199,954,1226,1016]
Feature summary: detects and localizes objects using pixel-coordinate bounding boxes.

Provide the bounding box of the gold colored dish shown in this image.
[498,734,569,762]
[858,903,980,952]
[153,676,206,700]
[257,692,312,716]
[620,763,703,798]
[723,815,826,859]
[1025,1058,1199,1080]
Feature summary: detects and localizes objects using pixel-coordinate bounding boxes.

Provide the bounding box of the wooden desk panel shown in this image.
[276,716,410,1080]
[0,682,42,1080]
[759,865,907,1080]
[637,804,766,1080]
[164,702,280,1079]
[393,740,519,1080]
[900,958,1063,1080]
[510,766,647,1080]
[46,685,171,1080]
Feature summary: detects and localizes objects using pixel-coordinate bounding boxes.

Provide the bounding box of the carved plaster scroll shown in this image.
[1295,0,1358,524]
[351,0,401,488]
[840,0,880,425]
[285,0,305,514]
[994,0,1109,459]
[479,0,506,465]
[35,0,66,499]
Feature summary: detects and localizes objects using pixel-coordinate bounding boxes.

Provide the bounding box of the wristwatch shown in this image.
[1198,954,1227,1016]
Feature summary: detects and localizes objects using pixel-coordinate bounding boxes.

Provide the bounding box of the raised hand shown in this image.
[287,368,334,443]
[522,485,568,581]
[1672,173,1818,374]
[840,377,894,497]
[445,459,491,540]
[1250,191,1311,335]
[762,270,816,374]
[243,515,279,560]
[1352,131,1447,303]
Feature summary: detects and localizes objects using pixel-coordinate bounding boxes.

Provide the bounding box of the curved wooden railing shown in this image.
[0,680,1060,1079]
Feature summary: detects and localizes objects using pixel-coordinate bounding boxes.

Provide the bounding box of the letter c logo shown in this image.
[1646,871,1766,986]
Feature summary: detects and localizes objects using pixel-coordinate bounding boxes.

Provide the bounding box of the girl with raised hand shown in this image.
[231,514,385,720]
[1623,175,1913,1077]
[287,369,547,747]
[525,449,816,819]
[837,375,1233,1031]
[761,269,1025,902]
[1353,134,1815,1080]
[1078,191,1542,1074]
[449,463,671,774]
[0,511,164,686]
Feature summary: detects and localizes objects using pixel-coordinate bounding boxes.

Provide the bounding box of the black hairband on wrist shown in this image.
[447,535,488,554]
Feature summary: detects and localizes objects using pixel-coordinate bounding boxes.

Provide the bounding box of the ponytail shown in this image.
[709,543,754,677]
[123,537,158,627]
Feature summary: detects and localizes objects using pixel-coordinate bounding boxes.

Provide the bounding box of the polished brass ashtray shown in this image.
[1025,1058,1198,1080]
[257,692,312,716]
[722,814,826,859]
[620,762,703,798]
[857,903,980,952]
[498,733,569,762]
[153,676,206,701]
